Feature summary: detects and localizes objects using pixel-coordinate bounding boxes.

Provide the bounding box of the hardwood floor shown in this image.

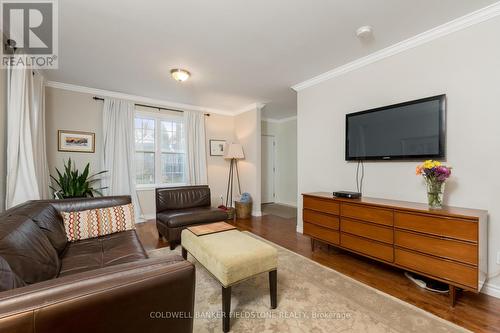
[135,215,500,333]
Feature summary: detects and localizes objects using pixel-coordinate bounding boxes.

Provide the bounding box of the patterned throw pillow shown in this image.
[62,204,135,242]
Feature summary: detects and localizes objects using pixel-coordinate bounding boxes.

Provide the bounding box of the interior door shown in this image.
[261,135,276,204]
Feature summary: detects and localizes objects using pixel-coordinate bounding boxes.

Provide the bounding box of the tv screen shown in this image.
[346,95,446,160]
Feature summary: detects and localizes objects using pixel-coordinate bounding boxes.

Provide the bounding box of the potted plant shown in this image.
[416,160,452,209]
[50,158,108,199]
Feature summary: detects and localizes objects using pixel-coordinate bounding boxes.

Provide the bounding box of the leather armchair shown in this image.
[156,186,228,249]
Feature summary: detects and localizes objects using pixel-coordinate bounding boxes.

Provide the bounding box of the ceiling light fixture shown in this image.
[356,25,373,39]
[170,69,191,82]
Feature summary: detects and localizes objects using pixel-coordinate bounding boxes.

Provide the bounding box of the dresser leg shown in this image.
[310,238,315,252]
[222,286,231,332]
[449,285,457,307]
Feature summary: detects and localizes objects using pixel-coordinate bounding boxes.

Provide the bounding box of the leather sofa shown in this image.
[0,196,195,333]
[156,186,228,249]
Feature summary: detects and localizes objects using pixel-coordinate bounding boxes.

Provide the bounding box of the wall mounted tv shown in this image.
[345,94,446,161]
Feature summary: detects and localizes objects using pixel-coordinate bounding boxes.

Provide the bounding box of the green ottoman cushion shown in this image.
[181,229,277,287]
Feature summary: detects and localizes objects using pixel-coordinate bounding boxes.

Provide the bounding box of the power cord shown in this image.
[355,160,365,194]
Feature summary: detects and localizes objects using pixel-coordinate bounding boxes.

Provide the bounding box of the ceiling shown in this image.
[45,0,497,119]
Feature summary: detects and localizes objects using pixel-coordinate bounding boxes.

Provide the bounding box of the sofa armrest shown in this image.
[40,195,132,213]
[0,256,195,333]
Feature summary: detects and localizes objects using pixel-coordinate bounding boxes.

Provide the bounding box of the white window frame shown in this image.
[135,109,186,190]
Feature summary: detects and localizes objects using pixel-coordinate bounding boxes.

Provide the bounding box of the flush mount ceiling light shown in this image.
[356,25,373,39]
[170,69,191,82]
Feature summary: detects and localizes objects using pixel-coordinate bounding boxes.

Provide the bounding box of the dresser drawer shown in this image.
[303,209,339,230]
[341,203,393,226]
[304,222,340,245]
[394,212,477,242]
[394,230,477,266]
[341,233,393,262]
[395,249,477,289]
[341,218,393,244]
[304,196,339,215]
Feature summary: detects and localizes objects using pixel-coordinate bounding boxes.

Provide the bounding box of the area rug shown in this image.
[148,232,469,333]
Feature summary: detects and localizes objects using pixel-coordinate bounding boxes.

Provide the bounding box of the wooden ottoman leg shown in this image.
[269,270,277,309]
[222,286,231,332]
[181,247,187,260]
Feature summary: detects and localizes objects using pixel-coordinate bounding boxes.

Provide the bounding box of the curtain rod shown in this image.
[92,96,210,116]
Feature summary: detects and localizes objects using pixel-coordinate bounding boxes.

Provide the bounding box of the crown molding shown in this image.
[45,81,235,116]
[233,102,267,115]
[262,115,297,124]
[292,2,500,91]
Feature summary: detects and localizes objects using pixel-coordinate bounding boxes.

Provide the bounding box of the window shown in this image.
[135,111,186,186]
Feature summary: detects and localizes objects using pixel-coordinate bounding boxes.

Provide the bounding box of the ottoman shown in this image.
[181,229,278,332]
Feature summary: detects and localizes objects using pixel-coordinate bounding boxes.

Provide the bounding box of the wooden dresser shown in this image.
[302,192,488,306]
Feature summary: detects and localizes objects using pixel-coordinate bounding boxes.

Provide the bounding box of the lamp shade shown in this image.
[224,143,244,159]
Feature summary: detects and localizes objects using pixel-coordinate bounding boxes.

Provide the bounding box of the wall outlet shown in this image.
[497,251,500,265]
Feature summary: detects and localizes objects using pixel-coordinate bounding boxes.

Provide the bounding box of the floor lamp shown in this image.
[224,143,244,208]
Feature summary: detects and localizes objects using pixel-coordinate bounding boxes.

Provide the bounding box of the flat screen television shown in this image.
[345,95,446,161]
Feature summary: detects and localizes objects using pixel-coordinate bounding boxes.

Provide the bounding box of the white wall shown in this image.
[45,87,102,174]
[297,16,500,289]
[262,118,298,206]
[235,107,262,215]
[45,86,259,218]
[0,69,7,212]
[206,114,235,208]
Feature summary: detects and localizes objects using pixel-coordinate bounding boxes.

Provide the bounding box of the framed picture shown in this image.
[58,130,95,153]
[209,139,226,156]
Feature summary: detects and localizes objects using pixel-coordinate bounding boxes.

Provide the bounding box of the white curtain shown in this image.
[31,72,50,200]
[184,110,208,185]
[6,68,50,209]
[101,98,141,217]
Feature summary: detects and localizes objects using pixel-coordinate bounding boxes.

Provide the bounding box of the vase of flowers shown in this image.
[416,160,452,209]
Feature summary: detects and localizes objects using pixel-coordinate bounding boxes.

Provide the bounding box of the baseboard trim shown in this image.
[276,201,297,208]
[252,210,263,217]
[482,282,500,299]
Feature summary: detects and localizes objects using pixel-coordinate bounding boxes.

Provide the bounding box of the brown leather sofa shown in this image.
[156,186,228,249]
[0,196,195,333]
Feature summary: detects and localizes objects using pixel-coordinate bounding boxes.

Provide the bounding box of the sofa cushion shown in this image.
[156,186,211,211]
[102,231,148,266]
[61,203,135,242]
[0,256,26,291]
[58,237,102,276]
[58,230,147,277]
[7,202,67,254]
[0,215,61,286]
[157,207,228,228]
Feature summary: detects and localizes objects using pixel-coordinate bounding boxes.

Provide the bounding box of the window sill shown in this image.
[136,183,187,191]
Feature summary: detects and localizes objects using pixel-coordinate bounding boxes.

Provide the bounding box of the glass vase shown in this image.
[426,181,445,209]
